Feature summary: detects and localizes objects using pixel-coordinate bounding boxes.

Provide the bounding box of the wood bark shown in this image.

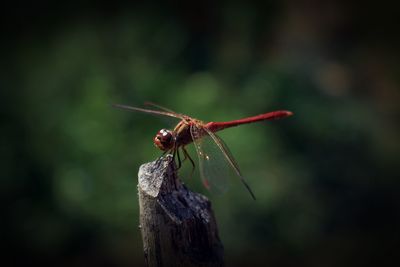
[138,155,224,267]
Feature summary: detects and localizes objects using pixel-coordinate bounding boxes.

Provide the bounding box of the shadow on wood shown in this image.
[138,155,224,267]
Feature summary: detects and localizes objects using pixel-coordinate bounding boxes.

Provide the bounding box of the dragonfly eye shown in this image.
[153,129,174,151]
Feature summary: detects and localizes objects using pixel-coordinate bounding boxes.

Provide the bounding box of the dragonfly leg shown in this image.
[169,147,182,179]
[155,150,169,169]
[172,147,177,162]
[176,148,182,170]
[181,149,187,163]
[182,146,195,178]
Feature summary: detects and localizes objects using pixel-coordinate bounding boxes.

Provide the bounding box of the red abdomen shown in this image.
[205,110,293,132]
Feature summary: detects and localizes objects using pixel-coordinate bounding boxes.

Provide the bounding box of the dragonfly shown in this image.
[113,102,293,200]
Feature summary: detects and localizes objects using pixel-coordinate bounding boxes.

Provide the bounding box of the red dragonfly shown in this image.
[113,102,293,200]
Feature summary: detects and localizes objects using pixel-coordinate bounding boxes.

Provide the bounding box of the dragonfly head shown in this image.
[154,129,175,151]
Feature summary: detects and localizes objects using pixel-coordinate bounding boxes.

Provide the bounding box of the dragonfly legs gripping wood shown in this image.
[157,145,195,180]
[182,147,195,179]
[176,147,182,169]
[155,151,169,170]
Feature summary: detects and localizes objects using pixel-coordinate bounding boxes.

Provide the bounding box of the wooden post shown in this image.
[138,155,224,267]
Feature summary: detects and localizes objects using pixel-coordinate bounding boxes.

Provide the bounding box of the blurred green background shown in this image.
[2,1,400,266]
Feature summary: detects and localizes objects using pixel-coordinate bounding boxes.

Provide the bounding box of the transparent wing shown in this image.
[143,102,195,120]
[190,124,256,199]
[190,124,230,195]
[203,127,256,200]
[144,102,178,113]
[112,103,185,120]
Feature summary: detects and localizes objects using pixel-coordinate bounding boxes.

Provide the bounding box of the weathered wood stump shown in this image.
[138,155,224,267]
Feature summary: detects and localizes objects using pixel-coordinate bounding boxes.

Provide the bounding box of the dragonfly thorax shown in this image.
[154,129,175,151]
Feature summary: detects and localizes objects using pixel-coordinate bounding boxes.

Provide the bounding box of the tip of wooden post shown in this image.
[138,155,224,266]
[138,155,176,197]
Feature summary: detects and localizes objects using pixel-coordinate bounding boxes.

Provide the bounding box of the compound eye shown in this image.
[154,129,174,150]
[159,129,172,142]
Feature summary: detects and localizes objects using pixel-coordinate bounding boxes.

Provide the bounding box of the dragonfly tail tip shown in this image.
[285,111,294,117]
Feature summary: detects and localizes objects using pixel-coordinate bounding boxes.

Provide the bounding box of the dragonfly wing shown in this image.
[112,104,185,120]
[190,125,257,199]
[144,102,194,119]
[144,102,178,113]
[203,127,256,200]
[190,124,231,195]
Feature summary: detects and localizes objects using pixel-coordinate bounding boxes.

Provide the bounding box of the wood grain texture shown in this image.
[138,155,224,267]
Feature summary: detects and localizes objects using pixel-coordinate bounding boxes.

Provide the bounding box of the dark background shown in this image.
[2,0,400,266]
